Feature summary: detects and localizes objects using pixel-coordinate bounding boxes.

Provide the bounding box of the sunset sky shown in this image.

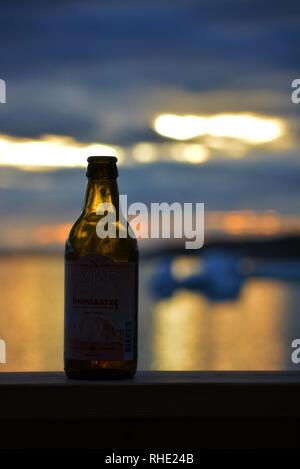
[0,0,299,248]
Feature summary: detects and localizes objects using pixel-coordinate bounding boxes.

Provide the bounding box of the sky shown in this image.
[0,0,300,249]
[1,0,300,142]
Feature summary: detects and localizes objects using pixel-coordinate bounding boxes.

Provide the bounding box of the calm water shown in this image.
[0,254,299,371]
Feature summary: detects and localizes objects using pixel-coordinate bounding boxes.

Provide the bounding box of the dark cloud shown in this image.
[0,0,299,142]
[0,156,300,231]
[1,0,300,80]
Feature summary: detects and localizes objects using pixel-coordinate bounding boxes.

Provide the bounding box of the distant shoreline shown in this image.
[0,233,299,260]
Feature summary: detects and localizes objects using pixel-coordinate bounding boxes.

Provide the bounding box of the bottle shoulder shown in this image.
[65,213,138,262]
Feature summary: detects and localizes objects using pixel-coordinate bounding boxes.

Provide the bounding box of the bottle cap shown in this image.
[86,156,118,178]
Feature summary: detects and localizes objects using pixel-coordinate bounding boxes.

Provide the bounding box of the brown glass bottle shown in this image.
[64,156,138,379]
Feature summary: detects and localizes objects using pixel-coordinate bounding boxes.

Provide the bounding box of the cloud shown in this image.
[0,0,299,143]
[1,155,300,220]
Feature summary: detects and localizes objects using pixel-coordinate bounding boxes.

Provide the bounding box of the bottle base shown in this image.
[65,370,136,380]
[64,359,137,380]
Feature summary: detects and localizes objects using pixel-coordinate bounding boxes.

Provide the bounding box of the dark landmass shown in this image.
[0,233,299,260]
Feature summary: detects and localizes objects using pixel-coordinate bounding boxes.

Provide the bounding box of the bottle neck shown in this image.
[83,177,119,214]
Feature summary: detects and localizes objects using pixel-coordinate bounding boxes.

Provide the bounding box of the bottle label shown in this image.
[64,255,136,361]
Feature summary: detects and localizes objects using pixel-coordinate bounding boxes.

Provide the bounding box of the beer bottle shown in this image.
[64,156,138,379]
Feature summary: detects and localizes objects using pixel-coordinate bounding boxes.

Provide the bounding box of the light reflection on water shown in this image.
[153,284,286,370]
[0,255,299,371]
